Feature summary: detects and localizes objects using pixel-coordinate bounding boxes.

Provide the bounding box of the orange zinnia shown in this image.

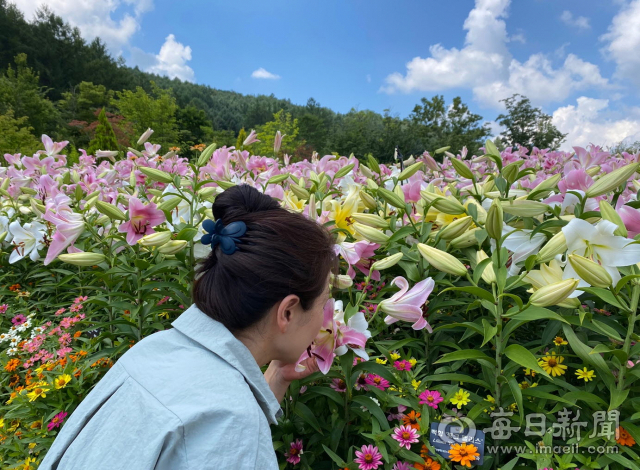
[4,358,20,372]
[414,457,441,470]
[616,426,636,447]
[448,443,480,468]
[402,410,421,430]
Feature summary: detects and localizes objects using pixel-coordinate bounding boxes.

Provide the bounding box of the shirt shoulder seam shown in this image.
[117,361,190,468]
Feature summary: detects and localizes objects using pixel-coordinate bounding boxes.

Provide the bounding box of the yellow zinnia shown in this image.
[26,386,50,402]
[538,352,567,377]
[390,352,401,361]
[408,358,417,367]
[411,379,421,390]
[450,389,470,407]
[575,367,596,382]
[375,357,388,365]
[54,374,72,389]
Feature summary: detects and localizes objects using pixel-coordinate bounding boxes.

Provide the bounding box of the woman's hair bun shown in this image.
[212,184,280,221]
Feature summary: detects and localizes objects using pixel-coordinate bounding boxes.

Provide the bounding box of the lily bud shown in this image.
[215,180,236,190]
[359,191,377,210]
[530,278,579,307]
[308,193,317,221]
[536,231,568,263]
[157,240,188,255]
[371,252,404,271]
[417,243,467,276]
[352,222,390,244]
[599,200,627,237]
[449,158,475,180]
[529,173,562,196]
[351,213,389,228]
[423,154,439,172]
[586,166,600,177]
[19,186,37,196]
[157,197,182,212]
[421,191,466,215]
[58,252,107,267]
[450,227,483,248]
[0,231,7,243]
[290,184,310,201]
[502,162,521,185]
[330,273,353,289]
[129,170,137,188]
[84,195,98,209]
[485,200,503,240]
[476,250,496,284]
[366,178,379,190]
[0,178,9,191]
[586,163,640,198]
[95,201,127,221]
[568,254,613,288]
[438,215,473,240]
[500,200,549,217]
[198,186,216,201]
[397,162,424,181]
[138,231,173,247]
[71,170,81,184]
[138,167,174,184]
[360,165,374,179]
[137,128,154,145]
[96,215,110,226]
[378,187,406,209]
[29,198,45,216]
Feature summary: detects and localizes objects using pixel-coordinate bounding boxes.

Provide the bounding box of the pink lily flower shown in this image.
[334,240,380,280]
[117,197,166,245]
[378,276,435,331]
[40,135,69,157]
[243,129,260,146]
[43,196,85,265]
[333,300,371,360]
[294,298,337,374]
[274,130,285,153]
[618,205,640,238]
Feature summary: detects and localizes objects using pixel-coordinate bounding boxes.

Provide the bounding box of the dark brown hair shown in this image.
[192,184,339,332]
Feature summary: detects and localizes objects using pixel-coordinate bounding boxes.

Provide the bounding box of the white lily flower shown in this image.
[8,220,46,263]
[561,218,640,295]
[333,300,371,360]
[498,225,547,276]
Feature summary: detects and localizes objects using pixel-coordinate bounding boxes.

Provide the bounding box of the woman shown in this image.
[39,184,338,469]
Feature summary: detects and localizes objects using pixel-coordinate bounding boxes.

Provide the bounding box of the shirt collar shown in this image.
[171,303,282,425]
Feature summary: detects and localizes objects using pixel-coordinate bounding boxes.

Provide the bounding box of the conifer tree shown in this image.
[88,107,118,155]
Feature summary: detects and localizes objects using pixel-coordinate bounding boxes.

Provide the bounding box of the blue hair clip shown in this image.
[201,219,247,255]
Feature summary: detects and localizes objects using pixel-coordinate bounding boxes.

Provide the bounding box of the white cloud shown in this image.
[251,68,281,80]
[560,11,590,30]
[13,0,153,55]
[145,34,194,82]
[552,97,640,150]
[509,33,526,44]
[381,0,607,110]
[601,0,640,86]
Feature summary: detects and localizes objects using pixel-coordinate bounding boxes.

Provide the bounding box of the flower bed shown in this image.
[1,134,640,470]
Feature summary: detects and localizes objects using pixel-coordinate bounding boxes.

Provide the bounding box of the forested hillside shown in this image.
[0,0,566,162]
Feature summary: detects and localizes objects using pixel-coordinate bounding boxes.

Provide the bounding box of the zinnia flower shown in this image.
[47,411,68,431]
[365,373,390,391]
[285,439,303,464]
[616,426,636,447]
[448,442,480,468]
[414,457,441,470]
[419,390,443,409]
[354,444,384,470]
[402,410,421,430]
[450,389,470,407]
[538,352,567,377]
[387,405,407,421]
[392,424,420,449]
[330,378,347,393]
[392,462,412,470]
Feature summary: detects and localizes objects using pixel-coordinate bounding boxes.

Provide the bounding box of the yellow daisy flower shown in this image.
[575,367,596,382]
[553,336,568,346]
[524,368,536,377]
[54,374,72,389]
[538,352,567,377]
[375,357,388,365]
[508,403,518,412]
[450,389,471,407]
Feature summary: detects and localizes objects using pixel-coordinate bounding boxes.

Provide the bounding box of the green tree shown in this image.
[87,107,119,155]
[496,94,567,150]
[114,81,179,150]
[236,127,247,150]
[409,95,490,156]
[58,81,113,124]
[175,105,214,159]
[0,109,40,157]
[254,110,302,157]
[0,53,59,137]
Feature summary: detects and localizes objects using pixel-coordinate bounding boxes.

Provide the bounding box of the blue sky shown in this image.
[13,0,640,149]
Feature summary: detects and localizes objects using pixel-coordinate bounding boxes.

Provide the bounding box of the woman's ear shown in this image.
[275,294,302,332]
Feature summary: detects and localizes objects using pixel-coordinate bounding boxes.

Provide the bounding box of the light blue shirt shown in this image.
[39,303,284,469]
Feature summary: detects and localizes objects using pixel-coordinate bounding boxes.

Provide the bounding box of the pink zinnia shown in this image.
[355,373,369,391]
[11,314,27,326]
[419,390,443,409]
[73,295,88,304]
[47,411,68,431]
[393,462,413,470]
[330,378,347,393]
[285,439,303,465]
[393,360,412,371]
[55,308,66,316]
[354,444,383,470]
[0,304,8,314]
[387,405,407,421]
[364,373,390,391]
[392,425,420,449]
[117,197,166,245]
